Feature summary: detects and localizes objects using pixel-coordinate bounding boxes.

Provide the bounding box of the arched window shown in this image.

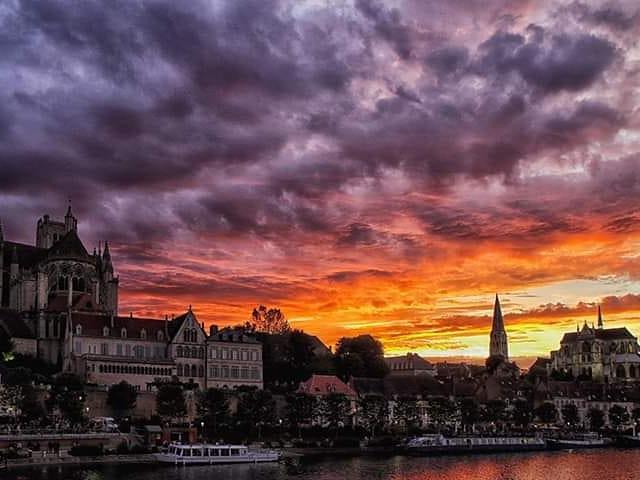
[103,326,109,337]
[198,365,204,377]
[140,329,147,340]
[630,365,637,378]
[75,324,82,335]
[191,365,197,377]
[183,330,189,343]
[78,278,85,291]
[616,365,627,378]
[121,328,127,338]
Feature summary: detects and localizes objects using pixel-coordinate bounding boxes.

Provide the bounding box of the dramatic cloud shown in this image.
[2,0,640,359]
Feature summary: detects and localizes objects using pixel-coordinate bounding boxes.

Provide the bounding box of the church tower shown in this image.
[489,294,509,360]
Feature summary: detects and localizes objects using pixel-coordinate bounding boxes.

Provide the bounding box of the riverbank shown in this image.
[2,453,157,470]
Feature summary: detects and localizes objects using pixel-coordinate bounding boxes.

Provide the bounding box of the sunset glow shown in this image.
[3,0,640,365]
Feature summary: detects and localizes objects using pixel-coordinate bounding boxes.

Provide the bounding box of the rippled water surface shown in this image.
[6,449,638,480]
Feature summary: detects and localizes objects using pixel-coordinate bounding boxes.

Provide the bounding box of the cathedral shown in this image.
[548,307,640,382]
[0,207,264,391]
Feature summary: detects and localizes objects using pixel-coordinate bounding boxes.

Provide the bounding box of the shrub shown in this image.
[69,445,104,457]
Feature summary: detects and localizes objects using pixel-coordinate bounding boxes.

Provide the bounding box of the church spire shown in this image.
[597,305,603,329]
[64,200,77,233]
[489,294,509,360]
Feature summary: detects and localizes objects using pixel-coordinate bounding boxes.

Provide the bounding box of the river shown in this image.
[4,449,638,480]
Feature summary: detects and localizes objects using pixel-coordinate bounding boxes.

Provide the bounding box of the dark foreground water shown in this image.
[5,449,640,480]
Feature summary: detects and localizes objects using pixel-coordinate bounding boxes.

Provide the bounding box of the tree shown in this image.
[286,392,315,437]
[535,402,558,424]
[107,381,137,418]
[335,335,389,380]
[587,408,605,432]
[48,373,86,425]
[393,396,419,432]
[512,399,533,428]
[249,305,290,334]
[483,399,508,427]
[156,383,186,421]
[427,397,456,430]
[236,387,276,439]
[19,384,45,423]
[358,394,388,437]
[485,355,505,374]
[197,388,230,439]
[0,333,14,361]
[459,398,479,431]
[561,404,579,427]
[608,404,630,430]
[317,393,351,432]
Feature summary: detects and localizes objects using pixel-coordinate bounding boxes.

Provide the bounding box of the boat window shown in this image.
[221,449,230,456]
[169,447,175,454]
[230,449,240,456]
[183,448,191,457]
[193,448,202,457]
[212,448,220,456]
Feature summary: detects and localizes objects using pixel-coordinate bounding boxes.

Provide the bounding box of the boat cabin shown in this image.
[168,444,249,458]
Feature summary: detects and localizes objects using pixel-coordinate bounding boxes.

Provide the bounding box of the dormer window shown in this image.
[75,324,82,335]
[140,329,147,340]
[103,326,110,337]
[157,331,164,341]
[121,328,127,338]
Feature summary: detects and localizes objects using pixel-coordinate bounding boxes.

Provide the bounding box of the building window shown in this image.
[140,329,147,340]
[157,331,164,341]
[191,365,197,377]
[103,326,110,337]
[241,367,249,379]
[211,365,219,378]
[101,343,109,355]
[222,366,229,378]
[74,341,81,353]
[75,324,82,335]
[121,328,127,338]
[198,365,204,377]
[177,364,183,376]
[231,366,239,378]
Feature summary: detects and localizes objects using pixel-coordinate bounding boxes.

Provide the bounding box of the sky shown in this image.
[2,0,640,365]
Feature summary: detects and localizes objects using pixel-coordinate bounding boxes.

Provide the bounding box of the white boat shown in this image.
[154,442,280,465]
[546,433,612,449]
[405,434,546,455]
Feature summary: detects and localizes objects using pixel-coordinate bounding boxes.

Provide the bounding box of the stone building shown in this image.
[385,353,436,376]
[0,207,263,391]
[548,307,640,382]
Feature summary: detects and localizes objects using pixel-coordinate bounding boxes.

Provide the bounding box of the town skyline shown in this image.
[2,1,640,364]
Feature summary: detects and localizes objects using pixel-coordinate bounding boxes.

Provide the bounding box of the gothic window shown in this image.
[75,324,82,335]
[140,329,147,340]
[103,326,109,337]
[121,328,127,338]
[183,330,188,343]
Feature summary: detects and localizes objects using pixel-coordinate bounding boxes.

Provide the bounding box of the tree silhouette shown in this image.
[107,381,137,418]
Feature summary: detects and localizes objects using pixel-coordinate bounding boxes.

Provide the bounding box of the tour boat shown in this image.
[155,442,280,465]
[405,434,546,455]
[546,433,613,449]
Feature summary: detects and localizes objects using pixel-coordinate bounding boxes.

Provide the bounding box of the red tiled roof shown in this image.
[298,374,357,398]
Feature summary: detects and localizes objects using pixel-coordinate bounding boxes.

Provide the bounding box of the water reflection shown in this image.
[4,450,638,480]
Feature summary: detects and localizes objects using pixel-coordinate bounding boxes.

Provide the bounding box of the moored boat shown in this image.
[546,433,612,449]
[405,434,546,455]
[615,434,640,448]
[154,442,280,465]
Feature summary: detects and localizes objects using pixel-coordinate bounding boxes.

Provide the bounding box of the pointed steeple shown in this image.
[597,305,603,329]
[64,200,78,232]
[492,294,504,332]
[103,241,111,261]
[489,294,509,360]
